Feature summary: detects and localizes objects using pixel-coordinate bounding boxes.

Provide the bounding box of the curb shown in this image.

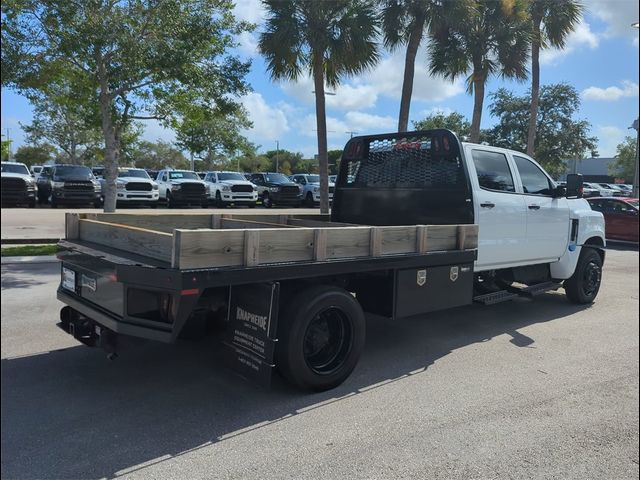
[1,255,59,265]
[1,238,61,245]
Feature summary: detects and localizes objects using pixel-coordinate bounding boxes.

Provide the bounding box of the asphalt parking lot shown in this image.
[1,247,638,480]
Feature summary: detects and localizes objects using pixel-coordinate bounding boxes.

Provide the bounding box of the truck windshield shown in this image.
[218,173,246,181]
[306,175,320,183]
[1,163,29,175]
[53,166,93,180]
[265,173,291,183]
[169,171,199,180]
[119,169,150,179]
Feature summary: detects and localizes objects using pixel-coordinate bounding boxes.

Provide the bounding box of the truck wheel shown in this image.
[215,191,226,208]
[305,192,314,207]
[277,285,366,391]
[28,198,36,208]
[564,248,602,304]
[50,197,58,208]
[166,193,176,209]
[262,193,272,208]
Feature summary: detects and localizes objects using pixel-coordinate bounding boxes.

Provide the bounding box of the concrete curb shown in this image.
[1,238,60,245]
[1,255,59,265]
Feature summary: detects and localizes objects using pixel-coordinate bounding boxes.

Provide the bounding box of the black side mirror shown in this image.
[565,174,583,198]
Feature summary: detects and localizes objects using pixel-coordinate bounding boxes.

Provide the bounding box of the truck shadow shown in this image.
[1,292,590,479]
[0,264,57,290]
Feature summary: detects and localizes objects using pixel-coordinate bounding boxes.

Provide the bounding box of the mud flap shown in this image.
[223,282,280,387]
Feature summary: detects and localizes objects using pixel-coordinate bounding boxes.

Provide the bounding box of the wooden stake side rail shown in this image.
[65,213,478,270]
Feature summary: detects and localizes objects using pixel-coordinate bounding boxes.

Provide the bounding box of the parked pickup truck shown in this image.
[100,168,159,206]
[155,168,208,208]
[55,129,605,392]
[1,161,37,207]
[203,170,258,207]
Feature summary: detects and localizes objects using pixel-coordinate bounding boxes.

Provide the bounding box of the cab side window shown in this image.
[513,155,553,195]
[471,150,515,192]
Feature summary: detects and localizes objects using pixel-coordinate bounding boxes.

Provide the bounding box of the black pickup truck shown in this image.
[55,129,604,391]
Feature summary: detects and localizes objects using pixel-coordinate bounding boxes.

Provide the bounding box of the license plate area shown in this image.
[62,267,76,292]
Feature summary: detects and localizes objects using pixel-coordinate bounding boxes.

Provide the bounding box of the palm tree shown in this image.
[259,0,379,213]
[526,0,583,156]
[428,0,531,142]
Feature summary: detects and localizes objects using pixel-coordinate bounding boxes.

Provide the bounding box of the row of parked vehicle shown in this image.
[1,162,338,209]
[556,180,634,198]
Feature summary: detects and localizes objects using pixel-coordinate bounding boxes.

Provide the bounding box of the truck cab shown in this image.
[155,169,208,208]
[333,129,605,300]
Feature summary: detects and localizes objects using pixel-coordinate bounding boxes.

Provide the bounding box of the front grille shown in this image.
[1,177,27,192]
[231,184,253,193]
[63,182,93,191]
[281,186,300,196]
[180,183,205,195]
[126,182,152,191]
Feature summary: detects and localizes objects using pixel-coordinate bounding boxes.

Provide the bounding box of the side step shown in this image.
[474,281,562,305]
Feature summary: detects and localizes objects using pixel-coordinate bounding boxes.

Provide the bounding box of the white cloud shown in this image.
[540,21,600,66]
[582,80,639,101]
[142,120,175,143]
[595,125,626,157]
[240,92,290,140]
[280,76,380,110]
[300,114,349,140]
[232,0,266,57]
[344,112,396,132]
[584,0,639,38]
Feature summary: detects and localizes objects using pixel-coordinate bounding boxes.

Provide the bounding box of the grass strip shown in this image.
[1,244,60,257]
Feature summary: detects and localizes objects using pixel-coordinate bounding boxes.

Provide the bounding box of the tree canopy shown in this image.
[413,111,471,139]
[485,83,598,177]
[608,136,637,182]
[2,0,252,211]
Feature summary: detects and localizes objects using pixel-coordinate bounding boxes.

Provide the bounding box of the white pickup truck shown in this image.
[56,129,606,391]
[155,168,208,208]
[202,171,258,207]
[100,168,159,206]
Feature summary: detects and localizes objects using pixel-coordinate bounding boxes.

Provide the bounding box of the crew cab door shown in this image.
[511,154,570,261]
[466,147,528,270]
[157,171,169,199]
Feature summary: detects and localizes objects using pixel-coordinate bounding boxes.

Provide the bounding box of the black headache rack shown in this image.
[56,240,477,346]
[332,129,474,227]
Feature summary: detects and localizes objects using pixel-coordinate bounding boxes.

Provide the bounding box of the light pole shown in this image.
[632,119,639,198]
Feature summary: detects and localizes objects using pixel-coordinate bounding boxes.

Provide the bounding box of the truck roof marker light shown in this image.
[180,288,200,296]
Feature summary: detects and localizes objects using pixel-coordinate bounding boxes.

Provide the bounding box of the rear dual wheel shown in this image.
[277,285,366,391]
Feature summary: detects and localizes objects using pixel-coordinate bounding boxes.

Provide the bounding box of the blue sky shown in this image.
[1,0,638,160]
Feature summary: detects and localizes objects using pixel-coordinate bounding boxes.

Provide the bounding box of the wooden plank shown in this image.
[370,227,382,257]
[176,229,245,269]
[462,224,479,249]
[79,219,172,263]
[313,229,328,261]
[171,229,181,268]
[278,215,289,224]
[423,225,458,251]
[258,229,314,264]
[416,225,429,253]
[94,213,211,233]
[325,227,371,259]
[287,218,357,228]
[244,230,260,266]
[220,218,296,229]
[65,213,80,240]
[380,226,417,255]
[211,214,221,229]
[457,225,466,250]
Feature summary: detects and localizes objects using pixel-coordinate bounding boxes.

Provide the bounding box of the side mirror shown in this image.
[565,174,583,198]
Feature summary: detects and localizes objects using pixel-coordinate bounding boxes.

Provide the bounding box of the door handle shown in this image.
[528,205,541,210]
[480,202,495,209]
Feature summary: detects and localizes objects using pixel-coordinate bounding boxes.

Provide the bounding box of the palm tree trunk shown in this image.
[398,18,424,132]
[470,76,485,143]
[527,23,541,157]
[313,53,330,214]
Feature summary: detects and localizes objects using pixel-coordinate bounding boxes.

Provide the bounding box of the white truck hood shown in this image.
[1,172,32,181]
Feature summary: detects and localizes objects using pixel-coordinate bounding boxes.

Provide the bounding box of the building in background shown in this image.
[561,157,628,183]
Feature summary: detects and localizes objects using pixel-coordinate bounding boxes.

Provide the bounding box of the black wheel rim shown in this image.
[303,308,353,375]
[582,260,601,297]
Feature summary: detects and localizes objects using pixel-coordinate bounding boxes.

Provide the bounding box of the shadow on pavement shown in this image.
[0,264,56,290]
[1,292,591,479]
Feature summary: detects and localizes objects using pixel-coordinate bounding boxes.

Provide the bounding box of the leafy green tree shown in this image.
[128,140,190,171]
[1,140,11,161]
[428,0,530,142]
[259,0,379,213]
[609,136,637,182]
[13,144,57,167]
[328,149,343,175]
[3,0,251,212]
[413,111,471,139]
[526,0,582,156]
[485,83,598,177]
